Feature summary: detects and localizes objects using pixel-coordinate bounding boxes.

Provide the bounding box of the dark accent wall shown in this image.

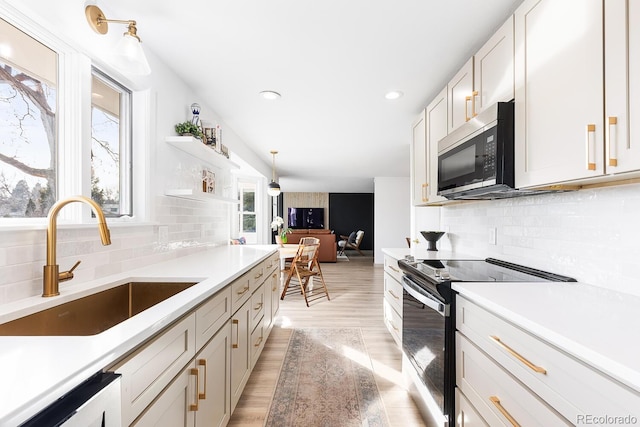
[328,193,374,250]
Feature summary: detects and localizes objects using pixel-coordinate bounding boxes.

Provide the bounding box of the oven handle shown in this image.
[402,276,449,317]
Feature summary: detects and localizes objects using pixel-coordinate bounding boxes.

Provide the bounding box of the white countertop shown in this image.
[0,245,277,426]
[382,247,481,261]
[453,281,640,394]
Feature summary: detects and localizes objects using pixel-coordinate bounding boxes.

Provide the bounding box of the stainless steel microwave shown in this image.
[437,102,520,200]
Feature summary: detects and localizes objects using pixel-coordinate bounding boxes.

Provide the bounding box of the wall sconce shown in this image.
[267,150,281,197]
[85,5,151,75]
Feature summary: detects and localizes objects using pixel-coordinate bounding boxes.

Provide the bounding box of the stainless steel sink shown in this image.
[0,281,197,336]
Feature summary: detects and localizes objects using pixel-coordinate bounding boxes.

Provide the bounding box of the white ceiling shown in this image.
[10,0,523,193]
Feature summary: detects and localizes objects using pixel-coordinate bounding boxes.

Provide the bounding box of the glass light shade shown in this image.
[267,181,281,197]
[112,33,151,75]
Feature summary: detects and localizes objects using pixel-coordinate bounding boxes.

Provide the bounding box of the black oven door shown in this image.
[402,276,450,417]
[438,125,498,196]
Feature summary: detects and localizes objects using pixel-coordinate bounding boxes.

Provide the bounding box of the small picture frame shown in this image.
[202,168,216,194]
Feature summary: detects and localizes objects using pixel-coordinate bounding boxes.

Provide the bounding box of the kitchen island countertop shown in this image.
[0,244,277,426]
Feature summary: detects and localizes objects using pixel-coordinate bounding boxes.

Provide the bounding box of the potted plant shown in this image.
[175,121,203,139]
[271,216,291,246]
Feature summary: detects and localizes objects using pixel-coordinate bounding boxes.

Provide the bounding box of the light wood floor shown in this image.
[228,252,427,427]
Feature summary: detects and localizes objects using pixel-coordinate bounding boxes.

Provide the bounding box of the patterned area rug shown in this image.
[266,328,389,427]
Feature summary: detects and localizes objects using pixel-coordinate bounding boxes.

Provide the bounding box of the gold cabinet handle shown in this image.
[254,271,263,279]
[254,336,263,347]
[421,183,429,202]
[389,265,400,273]
[607,116,618,167]
[490,335,547,374]
[490,396,520,427]
[254,302,263,311]
[471,90,478,118]
[232,319,239,348]
[586,124,597,170]
[189,368,199,411]
[236,285,249,296]
[388,320,399,332]
[388,290,400,300]
[197,359,207,399]
[465,95,472,122]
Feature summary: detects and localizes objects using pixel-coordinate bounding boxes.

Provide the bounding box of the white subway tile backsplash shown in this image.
[0,195,231,305]
[437,182,640,297]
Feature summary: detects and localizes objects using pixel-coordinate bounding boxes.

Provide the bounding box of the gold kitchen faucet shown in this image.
[43,196,111,297]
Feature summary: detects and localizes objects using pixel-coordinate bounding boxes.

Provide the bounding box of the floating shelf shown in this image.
[165,189,239,204]
[165,136,239,170]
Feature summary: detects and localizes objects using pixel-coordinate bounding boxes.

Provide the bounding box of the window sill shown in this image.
[165,189,239,204]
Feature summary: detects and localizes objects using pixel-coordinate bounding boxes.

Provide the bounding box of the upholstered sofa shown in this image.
[287,229,337,262]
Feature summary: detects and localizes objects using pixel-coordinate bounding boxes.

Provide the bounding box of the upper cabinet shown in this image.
[411,111,428,205]
[448,17,515,134]
[604,0,640,175]
[425,88,448,205]
[514,0,604,188]
[473,16,514,112]
[447,58,475,133]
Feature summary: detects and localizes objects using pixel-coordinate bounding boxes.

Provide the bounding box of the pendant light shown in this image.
[267,150,281,197]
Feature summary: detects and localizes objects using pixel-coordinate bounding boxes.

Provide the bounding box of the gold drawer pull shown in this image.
[465,95,472,122]
[490,396,520,427]
[421,183,429,202]
[236,285,249,296]
[254,271,263,279]
[388,290,400,300]
[586,124,597,170]
[189,368,199,411]
[607,116,618,166]
[254,302,263,311]
[388,265,400,273]
[389,321,399,332]
[197,359,207,399]
[491,335,547,374]
[254,336,263,347]
[232,319,239,348]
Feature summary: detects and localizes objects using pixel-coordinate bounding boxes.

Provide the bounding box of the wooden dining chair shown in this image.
[280,238,330,307]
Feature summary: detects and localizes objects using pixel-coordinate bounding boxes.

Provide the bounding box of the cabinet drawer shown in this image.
[250,284,265,331]
[456,333,570,427]
[250,322,265,369]
[249,263,266,293]
[455,387,488,427]
[457,296,640,423]
[113,314,196,426]
[383,271,403,314]
[195,286,232,350]
[383,298,402,347]
[231,274,251,313]
[264,253,279,275]
[383,255,404,283]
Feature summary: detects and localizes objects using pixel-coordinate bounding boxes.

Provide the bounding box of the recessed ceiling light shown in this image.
[260,90,281,100]
[385,91,403,100]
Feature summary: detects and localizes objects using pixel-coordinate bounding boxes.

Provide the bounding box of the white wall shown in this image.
[0,3,267,304]
[430,182,640,297]
[374,177,410,264]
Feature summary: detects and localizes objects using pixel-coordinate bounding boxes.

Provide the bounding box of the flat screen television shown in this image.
[287,207,325,229]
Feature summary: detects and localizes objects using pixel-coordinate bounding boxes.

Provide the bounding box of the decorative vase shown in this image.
[280,233,288,244]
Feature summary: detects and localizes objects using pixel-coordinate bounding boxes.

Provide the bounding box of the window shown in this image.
[239,183,256,233]
[0,18,57,218]
[91,69,132,217]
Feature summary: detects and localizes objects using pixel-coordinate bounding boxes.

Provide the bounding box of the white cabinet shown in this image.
[448,58,475,133]
[133,322,231,427]
[230,294,251,413]
[514,0,605,188]
[411,111,428,206]
[456,296,640,426]
[425,87,449,205]
[604,0,640,175]
[382,254,403,346]
[473,16,514,112]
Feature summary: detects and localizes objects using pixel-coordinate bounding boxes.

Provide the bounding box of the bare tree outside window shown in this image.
[0,18,57,218]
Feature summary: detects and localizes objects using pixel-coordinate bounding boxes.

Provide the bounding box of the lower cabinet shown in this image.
[383,254,403,346]
[133,321,231,427]
[456,295,640,426]
[110,251,280,427]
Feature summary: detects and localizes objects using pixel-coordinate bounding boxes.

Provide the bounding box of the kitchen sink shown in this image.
[0,281,198,336]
